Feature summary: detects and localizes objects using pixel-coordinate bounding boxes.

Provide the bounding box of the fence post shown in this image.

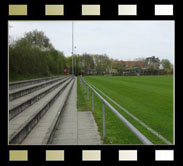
[82,81,84,89]
[102,101,106,138]
[92,91,94,112]
[84,81,86,92]
[87,86,89,100]
[80,78,83,89]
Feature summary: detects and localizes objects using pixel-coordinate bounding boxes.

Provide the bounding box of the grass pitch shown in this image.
[82,76,173,144]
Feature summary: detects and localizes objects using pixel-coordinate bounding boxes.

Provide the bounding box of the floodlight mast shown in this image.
[74,46,77,76]
[72,21,74,77]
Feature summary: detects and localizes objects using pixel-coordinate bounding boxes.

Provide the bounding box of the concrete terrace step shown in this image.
[51,78,102,145]
[77,112,102,145]
[51,79,78,145]
[9,76,68,101]
[21,79,75,145]
[9,78,73,145]
[9,75,62,90]
[9,76,71,120]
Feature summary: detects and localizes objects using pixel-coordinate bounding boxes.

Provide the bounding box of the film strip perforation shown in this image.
[8,149,175,162]
[8,3,174,16]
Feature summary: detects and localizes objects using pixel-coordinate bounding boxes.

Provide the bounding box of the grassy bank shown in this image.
[77,78,91,111]
[83,76,173,144]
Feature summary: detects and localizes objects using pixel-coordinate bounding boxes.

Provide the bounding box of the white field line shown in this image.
[87,82,172,145]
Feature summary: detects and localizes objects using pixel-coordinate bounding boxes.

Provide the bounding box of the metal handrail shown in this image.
[79,76,153,145]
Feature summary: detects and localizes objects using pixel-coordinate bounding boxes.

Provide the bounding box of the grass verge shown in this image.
[77,78,91,111]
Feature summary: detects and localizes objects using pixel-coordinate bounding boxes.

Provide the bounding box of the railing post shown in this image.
[92,91,94,112]
[80,78,83,89]
[102,101,106,138]
[82,79,84,89]
[82,82,84,89]
[84,81,86,92]
[87,86,89,100]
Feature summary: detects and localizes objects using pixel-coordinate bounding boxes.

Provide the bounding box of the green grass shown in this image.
[9,73,63,82]
[83,75,173,145]
[77,78,91,111]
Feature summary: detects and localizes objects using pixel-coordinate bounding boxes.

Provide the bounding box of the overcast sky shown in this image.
[9,21,174,64]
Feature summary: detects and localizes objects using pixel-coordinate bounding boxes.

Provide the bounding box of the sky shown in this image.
[9,21,174,64]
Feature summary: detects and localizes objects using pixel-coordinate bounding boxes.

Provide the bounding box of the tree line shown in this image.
[9,30,173,80]
[66,53,113,76]
[9,30,67,79]
[68,54,173,76]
